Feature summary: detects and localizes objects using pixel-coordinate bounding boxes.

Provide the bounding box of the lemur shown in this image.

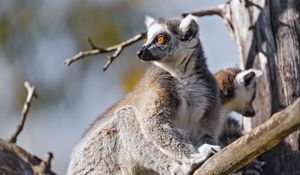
[215,67,263,147]
[215,67,265,175]
[67,15,221,175]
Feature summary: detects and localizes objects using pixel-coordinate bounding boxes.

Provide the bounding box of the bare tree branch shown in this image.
[193,97,300,175]
[64,33,145,71]
[1,81,56,174]
[181,4,226,18]
[6,81,38,143]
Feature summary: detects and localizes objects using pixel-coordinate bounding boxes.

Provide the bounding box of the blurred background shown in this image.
[0,0,239,174]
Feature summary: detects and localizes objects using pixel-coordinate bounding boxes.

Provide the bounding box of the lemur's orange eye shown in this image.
[144,37,147,44]
[157,35,166,45]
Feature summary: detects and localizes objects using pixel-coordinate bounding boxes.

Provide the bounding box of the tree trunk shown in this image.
[222,0,300,174]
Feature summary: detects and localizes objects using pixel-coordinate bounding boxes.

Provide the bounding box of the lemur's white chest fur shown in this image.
[155,53,209,138]
[153,41,210,137]
[175,75,209,136]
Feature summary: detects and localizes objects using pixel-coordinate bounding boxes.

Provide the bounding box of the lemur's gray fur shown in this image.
[67,15,221,175]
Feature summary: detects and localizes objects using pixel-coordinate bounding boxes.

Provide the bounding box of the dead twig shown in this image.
[64,33,145,71]
[6,81,38,143]
[181,4,226,18]
[41,152,54,172]
[32,152,54,174]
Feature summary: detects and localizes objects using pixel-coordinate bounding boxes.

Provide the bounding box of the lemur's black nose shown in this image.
[244,109,255,117]
[137,50,143,58]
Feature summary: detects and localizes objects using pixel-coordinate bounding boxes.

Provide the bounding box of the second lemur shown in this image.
[215,67,265,175]
[215,67,263,147]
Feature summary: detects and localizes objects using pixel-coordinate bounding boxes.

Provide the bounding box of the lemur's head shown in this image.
[215,68,263,117]
[137,15,200,74]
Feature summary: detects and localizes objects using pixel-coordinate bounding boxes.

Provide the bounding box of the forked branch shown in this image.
[193,98,300,175]
[1,81,56,174]
[64,33,145,71]
[6,81,38,143]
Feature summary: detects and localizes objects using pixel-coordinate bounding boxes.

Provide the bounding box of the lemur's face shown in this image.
[233,69,263,117]
[137,15,199,64]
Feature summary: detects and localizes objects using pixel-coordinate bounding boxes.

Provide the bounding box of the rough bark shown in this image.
[0,140,55,175]
[222,0,300,174]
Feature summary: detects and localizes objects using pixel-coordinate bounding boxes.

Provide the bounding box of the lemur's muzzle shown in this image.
[241,103,256,117]
[242,109,256,117]
[137,46,160,61]
[136,49,145,59]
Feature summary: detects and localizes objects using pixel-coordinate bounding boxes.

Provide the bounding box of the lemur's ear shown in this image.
[244,72,256,86]
[145,15,156,28]
[179,15,198,41]
[236,69,263,87]
[251,69,263,77]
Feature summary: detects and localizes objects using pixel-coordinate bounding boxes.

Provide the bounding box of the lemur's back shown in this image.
[84,66,176,136]
[68,67,176,174]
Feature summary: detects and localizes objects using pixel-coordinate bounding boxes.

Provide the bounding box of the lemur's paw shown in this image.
[174,144,221,175]
[210,145,221,154]
[198,144,220,159]
[188,144,220,165]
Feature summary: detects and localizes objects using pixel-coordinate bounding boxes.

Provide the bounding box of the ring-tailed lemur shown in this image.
[215,67,263,147]
[215,67,265,175]
[67,15,221,175]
